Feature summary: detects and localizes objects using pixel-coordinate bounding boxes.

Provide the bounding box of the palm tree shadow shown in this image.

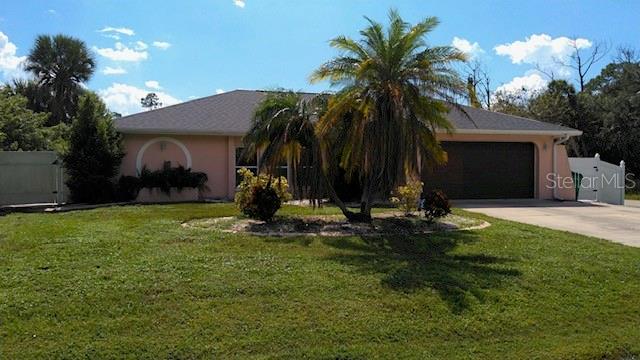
[323,232,521,313]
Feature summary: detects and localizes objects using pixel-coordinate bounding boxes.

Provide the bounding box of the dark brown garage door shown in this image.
[423,142,535,199]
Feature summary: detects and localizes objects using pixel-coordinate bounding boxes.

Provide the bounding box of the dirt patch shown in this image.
[183,213,490,237]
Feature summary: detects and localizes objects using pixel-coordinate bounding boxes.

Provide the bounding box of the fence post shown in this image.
[620,160,626,205]
[594,153,600,202]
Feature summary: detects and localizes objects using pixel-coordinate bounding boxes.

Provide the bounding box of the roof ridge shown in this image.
[117,89,324,120]
[115,89,580,135]
[463,104,574,130]
[235,88,322,95]
[117,90,247,121]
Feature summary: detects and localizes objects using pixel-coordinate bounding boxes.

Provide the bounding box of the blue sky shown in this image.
[1,0,638,115]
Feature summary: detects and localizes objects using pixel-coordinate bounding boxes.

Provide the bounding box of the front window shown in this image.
[235,147,288,185]
[235,147,257,185]
[275,160,288,179]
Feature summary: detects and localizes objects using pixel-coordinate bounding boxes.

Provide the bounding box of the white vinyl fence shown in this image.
[568,153,625,205]
[0,151,67,206]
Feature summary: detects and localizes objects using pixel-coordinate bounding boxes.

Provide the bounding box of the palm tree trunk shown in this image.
[318,171,360,221]
[356,177,374,223]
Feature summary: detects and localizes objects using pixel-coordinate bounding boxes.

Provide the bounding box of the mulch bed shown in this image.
[184,212,490,237]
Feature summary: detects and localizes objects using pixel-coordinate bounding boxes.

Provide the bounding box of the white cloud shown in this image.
[233,0,245,8]
[102,66,127,75]
[494,34,592,65]
[47,9,58,15]
[152,41,171,50]
[98,26,135,36]
[215,89,225,94]
[98,83,180,115]
[0,31,26,79]
[145,80,162,90]
[495,72,548,96]
[452,37,484,59]
[94,42,148,62]
[102,33,120,41]
[134,41,148,50]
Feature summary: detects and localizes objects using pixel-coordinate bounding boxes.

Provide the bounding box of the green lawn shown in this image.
[626,192,640,200]
[1,204,639,359]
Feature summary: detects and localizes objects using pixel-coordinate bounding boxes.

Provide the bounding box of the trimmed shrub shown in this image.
[116,175,142,201]
[390,179,424,215]
[244,185,282,221]
[423,190,451,223]
[235,167,291,221]
[139,164,208,195]
[67,175,116,204]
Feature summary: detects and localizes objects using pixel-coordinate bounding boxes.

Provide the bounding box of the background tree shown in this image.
[493,82,598,158]
[491,88,532,118]
[528,80,578,126]
[583,49,640,182]
[42,123,71,154]
[8,79,51,114]
[24,34,95,125]
[0,88,50,151]
[527,79,595,157]
[465,59,492,109]
[63,92,124,203]
[492,47,640,187]
[141,93,162,110]
[0,80,69,154]
[554,39,609,92]
[467,76,481,108]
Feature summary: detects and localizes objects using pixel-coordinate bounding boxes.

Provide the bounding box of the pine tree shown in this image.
[141,93,162,110]
[63,92,124,203]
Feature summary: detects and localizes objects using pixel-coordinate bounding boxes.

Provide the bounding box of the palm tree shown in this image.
[24,34,96,125]
[9,79,51,115]
[310,10,467,221]
[243,91,356,219]
[243,11,467,222]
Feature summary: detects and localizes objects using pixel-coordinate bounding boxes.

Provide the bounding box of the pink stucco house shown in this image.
[115,89,581,201]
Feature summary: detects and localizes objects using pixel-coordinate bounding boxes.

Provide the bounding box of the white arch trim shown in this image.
[136,137,192,174]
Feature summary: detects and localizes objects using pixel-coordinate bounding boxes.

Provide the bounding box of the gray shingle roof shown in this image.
[445,105,581,134]
[115,89,581,136]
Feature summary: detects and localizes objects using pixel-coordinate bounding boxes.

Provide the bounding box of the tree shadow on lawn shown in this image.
[322,232,521,313]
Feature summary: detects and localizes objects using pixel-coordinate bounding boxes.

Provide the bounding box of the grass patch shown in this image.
[625,192,640,200]
[1,203,639,359]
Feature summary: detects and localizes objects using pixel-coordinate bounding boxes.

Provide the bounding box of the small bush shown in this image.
[66,175,115,204]
[235,167,291,221]
[390,179,424,215]
[423,190,451,223]
[244,185,282,221]
[116,175,142,201]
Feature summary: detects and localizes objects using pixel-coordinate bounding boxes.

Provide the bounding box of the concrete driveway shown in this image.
[625,200,640,208]
[455,199,640,247]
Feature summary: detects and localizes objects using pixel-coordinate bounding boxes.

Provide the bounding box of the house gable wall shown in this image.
[121,134,238,199]
[120,132,575,201]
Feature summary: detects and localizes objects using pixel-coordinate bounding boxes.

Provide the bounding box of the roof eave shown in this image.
[439,128,583,137]
[116,127,582,137]
[115,128,247,137]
